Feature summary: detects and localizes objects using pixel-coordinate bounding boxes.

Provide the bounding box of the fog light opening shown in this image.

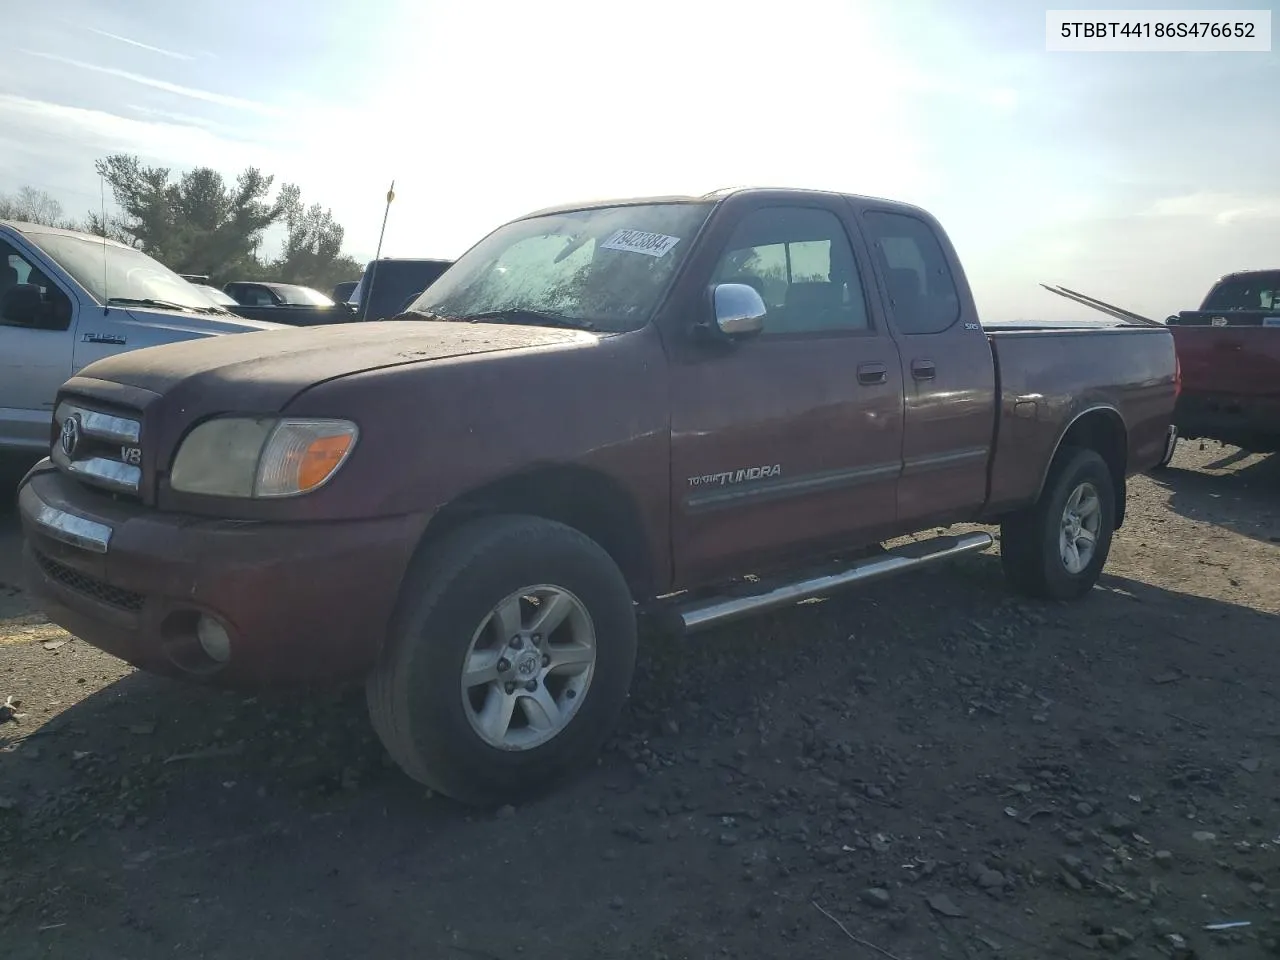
[196,615,232,664]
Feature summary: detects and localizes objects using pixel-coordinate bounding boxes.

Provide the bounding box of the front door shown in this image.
[0,240,76,452]
[667,198,905,587]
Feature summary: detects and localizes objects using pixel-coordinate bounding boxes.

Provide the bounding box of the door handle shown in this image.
[911,359,936,380]
[857,362,888,386]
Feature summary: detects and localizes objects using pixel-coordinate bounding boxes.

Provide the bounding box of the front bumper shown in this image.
[18,462,427,687]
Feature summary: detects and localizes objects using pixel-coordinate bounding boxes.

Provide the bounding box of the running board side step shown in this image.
[676,532,993,633]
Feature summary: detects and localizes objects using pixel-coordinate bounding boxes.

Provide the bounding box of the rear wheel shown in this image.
[1000,447,1115,601]
[366,515,638,806]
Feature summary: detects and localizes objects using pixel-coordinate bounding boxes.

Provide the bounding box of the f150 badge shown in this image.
[688,464,781,487]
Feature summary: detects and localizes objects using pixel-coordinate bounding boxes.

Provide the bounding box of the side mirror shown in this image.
[711,282,766,338]
[1,283,46,326]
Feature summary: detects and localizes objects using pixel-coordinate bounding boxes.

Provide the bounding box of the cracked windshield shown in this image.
[1,1,1277,959]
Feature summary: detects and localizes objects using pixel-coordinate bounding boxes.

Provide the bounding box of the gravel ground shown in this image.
[1,443,1278,960]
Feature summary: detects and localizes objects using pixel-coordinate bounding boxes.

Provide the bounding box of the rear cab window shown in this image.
[1201,273,1280,311]
[861,211,961,335]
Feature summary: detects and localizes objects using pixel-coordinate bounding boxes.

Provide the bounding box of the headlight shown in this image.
[170,417,359,498]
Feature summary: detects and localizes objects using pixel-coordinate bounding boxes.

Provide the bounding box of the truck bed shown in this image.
[983,323,1177,514]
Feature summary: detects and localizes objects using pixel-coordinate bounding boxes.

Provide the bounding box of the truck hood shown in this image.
[74,319,594,410]
[119,307,284,336]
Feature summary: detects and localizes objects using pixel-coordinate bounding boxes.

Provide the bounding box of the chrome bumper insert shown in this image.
[18,482,113,554]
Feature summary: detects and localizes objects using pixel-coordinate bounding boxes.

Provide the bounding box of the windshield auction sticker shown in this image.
[601,230,681,258]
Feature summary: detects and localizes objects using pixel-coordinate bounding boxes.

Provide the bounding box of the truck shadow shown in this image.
[1148,446,1279,545]
[3,549,1278,956]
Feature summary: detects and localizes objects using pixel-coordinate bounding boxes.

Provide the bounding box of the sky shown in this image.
[2,0,1277,321]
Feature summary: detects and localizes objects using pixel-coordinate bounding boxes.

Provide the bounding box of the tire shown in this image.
[1000,446,1116,602]
[366,514,638,806]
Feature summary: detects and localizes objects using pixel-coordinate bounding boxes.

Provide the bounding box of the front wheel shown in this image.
[366,515,638,806]
[1000,447,1116,601]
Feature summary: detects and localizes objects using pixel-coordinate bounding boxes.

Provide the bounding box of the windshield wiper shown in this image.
[456,308,597,331]
[389,307,453,322]
[106,296,203,314]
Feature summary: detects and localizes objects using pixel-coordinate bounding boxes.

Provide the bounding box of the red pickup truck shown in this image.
[17,188,1178,805]
[1165,270,1280,453]
[1045,272,1280,457]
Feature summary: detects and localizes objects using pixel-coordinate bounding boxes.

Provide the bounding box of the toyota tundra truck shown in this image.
[17,188,1178,805]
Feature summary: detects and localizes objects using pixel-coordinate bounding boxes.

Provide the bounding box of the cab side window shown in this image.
[1,244,31,304]
[0,241,72,331]
[711,206,870,335]
[861,211,960,335]
[234,285,277,306]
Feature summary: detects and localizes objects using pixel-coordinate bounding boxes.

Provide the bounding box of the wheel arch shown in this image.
[1037,406,1129,528]
[413,464,660,600]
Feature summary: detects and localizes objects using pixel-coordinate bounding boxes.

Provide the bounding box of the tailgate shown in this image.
[1169,313,1280,397]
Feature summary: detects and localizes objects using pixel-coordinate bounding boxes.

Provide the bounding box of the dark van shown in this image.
[351,257,453,320]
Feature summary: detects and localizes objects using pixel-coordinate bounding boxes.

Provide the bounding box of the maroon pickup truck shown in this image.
[17,188,1177,805]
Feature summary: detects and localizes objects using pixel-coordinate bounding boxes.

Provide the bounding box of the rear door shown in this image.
[854,204,997,526]
[667,194,905,586]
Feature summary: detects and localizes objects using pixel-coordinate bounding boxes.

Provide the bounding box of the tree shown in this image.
[6,157,364,294]
[0,187,76,228]
[272,184,362,291]
[85,154,361,292]
[93,154,285,278]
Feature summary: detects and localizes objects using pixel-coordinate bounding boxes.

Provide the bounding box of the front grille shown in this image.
[51,398,144,499]
[35,551,145,613]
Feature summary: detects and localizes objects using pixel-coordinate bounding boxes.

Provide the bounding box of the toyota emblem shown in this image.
[516,652,539,677]
[59,415,81,458]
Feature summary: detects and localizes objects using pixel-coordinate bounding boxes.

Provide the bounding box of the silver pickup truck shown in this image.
[1,220,283,455]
